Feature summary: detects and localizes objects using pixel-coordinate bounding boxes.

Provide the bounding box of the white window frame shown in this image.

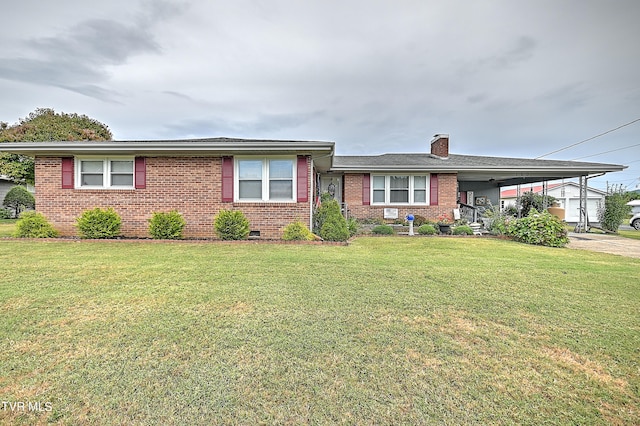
[75,156,135,189]
[235,156,297,202]
[371,174,430,205]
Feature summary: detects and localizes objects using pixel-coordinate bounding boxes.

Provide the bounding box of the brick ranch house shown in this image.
[0,134,625,239]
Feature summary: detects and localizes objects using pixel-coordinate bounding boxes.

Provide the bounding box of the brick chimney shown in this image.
[430,134,449,158]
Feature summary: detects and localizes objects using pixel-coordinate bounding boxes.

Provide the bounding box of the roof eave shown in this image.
[331,163,626,173]
[0,141,336,157]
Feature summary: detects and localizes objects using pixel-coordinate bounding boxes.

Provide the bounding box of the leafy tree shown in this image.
[519,191,557,217]
[2,185,35,217]
[0,108,113,184]
[597,185,630,232]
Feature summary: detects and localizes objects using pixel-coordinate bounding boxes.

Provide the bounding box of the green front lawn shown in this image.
[1,238,638,425]
[619,229,640,240]
[0,219,17,237]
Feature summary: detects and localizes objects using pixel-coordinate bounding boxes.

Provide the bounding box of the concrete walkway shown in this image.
[567,232,640,259]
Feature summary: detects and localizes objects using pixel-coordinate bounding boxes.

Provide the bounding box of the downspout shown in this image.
[309,158,315,233]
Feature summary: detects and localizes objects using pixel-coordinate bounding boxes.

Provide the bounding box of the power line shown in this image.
[571,142,640,160]
[536,117,640,159]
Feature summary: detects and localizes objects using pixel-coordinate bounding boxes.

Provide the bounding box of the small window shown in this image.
[414,176,427,203]
[76,158,134,189]
[390,176,409,203]
[269,159,293,200]
[81,160,104,186]
[238,160,263,199]
[372,176,386,203]
[110,160,134,187]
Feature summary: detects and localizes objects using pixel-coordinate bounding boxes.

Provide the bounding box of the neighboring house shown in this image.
[0,176,15,206]
[501,182,607,223]
[0,134,626,238]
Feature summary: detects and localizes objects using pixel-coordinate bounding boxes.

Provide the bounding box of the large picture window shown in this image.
[236,158,295,202]
[76,158,134,189]
[371,175,429,205]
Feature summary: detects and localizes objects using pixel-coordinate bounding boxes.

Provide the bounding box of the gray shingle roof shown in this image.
[332,153,623,173]
[332,152,625,185]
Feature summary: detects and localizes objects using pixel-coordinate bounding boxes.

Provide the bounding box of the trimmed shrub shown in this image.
[282,221,315,241]
[372,224,394,235]
[14,211,58,238]
[417,224,437,235]
[76,207,122,239]
[452,225,474,235]
[319,200,349,242]
[149,211,186,239]
[0,208,12,219]
[3,185,35,217]
[507,208,568,247]
[214,210,250,240]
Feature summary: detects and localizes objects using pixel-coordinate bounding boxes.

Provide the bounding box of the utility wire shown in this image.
[535,117,640,159]
[571,142,640,160]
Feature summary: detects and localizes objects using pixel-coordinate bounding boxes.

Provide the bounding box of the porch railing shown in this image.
[459,203,478,223]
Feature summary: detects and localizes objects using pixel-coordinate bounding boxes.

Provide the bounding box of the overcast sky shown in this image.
[1,0,638,190]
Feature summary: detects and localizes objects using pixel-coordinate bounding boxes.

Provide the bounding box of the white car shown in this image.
[628,200,640,230]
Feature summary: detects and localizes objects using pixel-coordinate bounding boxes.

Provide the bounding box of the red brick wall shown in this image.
[35,156,311,239]
[343,172,459,221]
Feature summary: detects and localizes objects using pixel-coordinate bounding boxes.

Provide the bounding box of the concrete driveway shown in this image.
[567,231,640,258]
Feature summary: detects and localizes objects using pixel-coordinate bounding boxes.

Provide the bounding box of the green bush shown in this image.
[372,224,394,235]
[360,217,385,226]
[597,187,630,232]
[0,208,12,219]
[214,210,250,240]
[347,217,359,237]
[453,225,474,235]
[76,207,122,239]
[282,221,315,241]
[2,185,35,217]
[14,211,59,238]
[412,215,427,227]
[507,208,568,247]
[319,200,350,242]
[417,224,437,235]
[149,211,186,239]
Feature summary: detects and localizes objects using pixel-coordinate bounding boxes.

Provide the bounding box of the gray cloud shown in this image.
[0,3,177,101]
[162,110,327,140]
[0,0,638,189]
[488,36,537,69]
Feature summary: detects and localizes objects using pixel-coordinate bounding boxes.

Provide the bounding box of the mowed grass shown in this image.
[1,238,638,425]
[619,229,640,240]
[0,220,17,237]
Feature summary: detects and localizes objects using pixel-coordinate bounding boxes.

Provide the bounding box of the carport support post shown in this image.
[575,175,588,233]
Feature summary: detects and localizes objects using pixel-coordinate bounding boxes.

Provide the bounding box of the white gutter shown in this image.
[0,140,336,156]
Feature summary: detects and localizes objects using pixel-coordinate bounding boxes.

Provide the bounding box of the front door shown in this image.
[320,175,342,202]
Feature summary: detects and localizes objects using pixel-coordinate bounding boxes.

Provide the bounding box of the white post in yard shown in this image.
[407,214,414,236]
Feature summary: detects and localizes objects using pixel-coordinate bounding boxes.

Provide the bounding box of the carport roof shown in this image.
[332,153,626,186]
